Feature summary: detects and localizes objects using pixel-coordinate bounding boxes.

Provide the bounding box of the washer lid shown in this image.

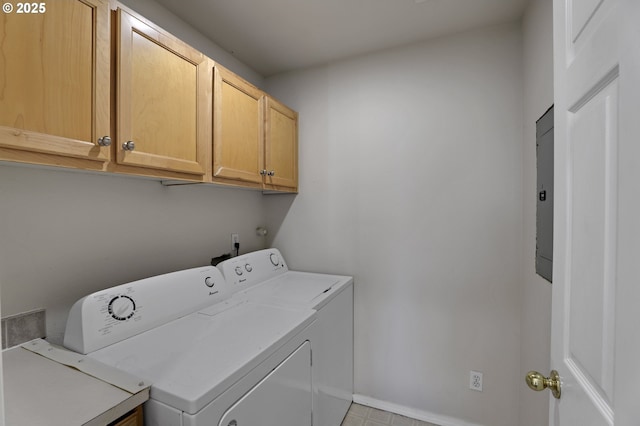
[87,300,315,415]
[238,271,353,309]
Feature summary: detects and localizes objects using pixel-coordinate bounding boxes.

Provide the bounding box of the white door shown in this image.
[550,0,640,425]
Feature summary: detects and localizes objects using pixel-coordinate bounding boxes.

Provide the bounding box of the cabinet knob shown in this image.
[260,169,268,176]
[122,141,136,151]
[97,136,112,147]
[267,170,275,176]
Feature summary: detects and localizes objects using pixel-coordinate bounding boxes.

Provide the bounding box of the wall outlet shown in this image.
[231,233,239,254]
[469,371,483,392]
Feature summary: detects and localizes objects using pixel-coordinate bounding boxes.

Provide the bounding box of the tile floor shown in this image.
[341,403,439,426]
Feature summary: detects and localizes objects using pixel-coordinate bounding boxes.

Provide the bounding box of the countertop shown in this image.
[3,339,149,426]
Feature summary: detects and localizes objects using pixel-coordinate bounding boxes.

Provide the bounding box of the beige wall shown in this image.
[265,23,524,426]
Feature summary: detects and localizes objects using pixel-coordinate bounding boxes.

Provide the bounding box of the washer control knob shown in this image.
[245,263,253,272]
[269,252,280,266]
[204,277,215,288]
[235,266,243,276]
[108,295,136,321]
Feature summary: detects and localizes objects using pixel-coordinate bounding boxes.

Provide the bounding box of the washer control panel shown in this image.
[64,265,229,354]
[217,248,288,292]
[204,276,216,288]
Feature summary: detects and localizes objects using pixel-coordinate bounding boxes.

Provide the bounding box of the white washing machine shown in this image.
[63,265,316,426]
[217,249,354,426]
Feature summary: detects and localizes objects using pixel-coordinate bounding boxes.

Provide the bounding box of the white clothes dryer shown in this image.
[217,249,354,426]
[64,265,316,426]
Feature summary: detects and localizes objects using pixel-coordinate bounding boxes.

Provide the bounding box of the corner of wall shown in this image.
[519,0,554,425]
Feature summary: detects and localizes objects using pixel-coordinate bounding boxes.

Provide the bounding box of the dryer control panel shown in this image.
[64,266,229,354]
[217,249,288,293]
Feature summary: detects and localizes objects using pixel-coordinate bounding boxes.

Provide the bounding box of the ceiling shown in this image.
[153,0,529,77]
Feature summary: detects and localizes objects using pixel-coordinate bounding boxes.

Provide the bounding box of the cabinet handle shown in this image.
[97,136,112,147]
[260,169,268,176]
[122,141,136,151]
[267,170,275,176]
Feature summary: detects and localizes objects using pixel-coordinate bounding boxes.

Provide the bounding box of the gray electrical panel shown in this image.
[536,106,554,282]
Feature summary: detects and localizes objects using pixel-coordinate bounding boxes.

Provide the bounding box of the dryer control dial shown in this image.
[235,266,243,276]
[269,252,280,266]
[245,263,253,272]
[108,295,136,321]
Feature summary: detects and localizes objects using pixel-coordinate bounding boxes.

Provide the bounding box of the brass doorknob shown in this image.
[526,370,561,399]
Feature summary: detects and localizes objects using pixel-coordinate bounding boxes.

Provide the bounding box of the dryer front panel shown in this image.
[218,341,312,426]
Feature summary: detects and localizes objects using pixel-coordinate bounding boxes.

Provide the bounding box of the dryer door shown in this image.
[218,341,312,426]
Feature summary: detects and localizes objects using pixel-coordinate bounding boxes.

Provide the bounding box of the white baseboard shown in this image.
[352,394,486,426]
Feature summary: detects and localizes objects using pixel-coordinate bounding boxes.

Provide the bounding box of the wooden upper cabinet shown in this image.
[0,1,297,190]
[114,8,210,178]
[0,0,110,165]
[213,65,298,192]
[212,65,264,186]
[265,97,298,191]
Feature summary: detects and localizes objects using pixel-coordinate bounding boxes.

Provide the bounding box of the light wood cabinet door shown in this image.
[213,65,264,186]
[0,0,110,165]
[115,8,210,178]
[109,406,143,426]
[265,97,298,191]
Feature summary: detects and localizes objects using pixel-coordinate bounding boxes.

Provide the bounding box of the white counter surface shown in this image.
[3,340,149,426]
